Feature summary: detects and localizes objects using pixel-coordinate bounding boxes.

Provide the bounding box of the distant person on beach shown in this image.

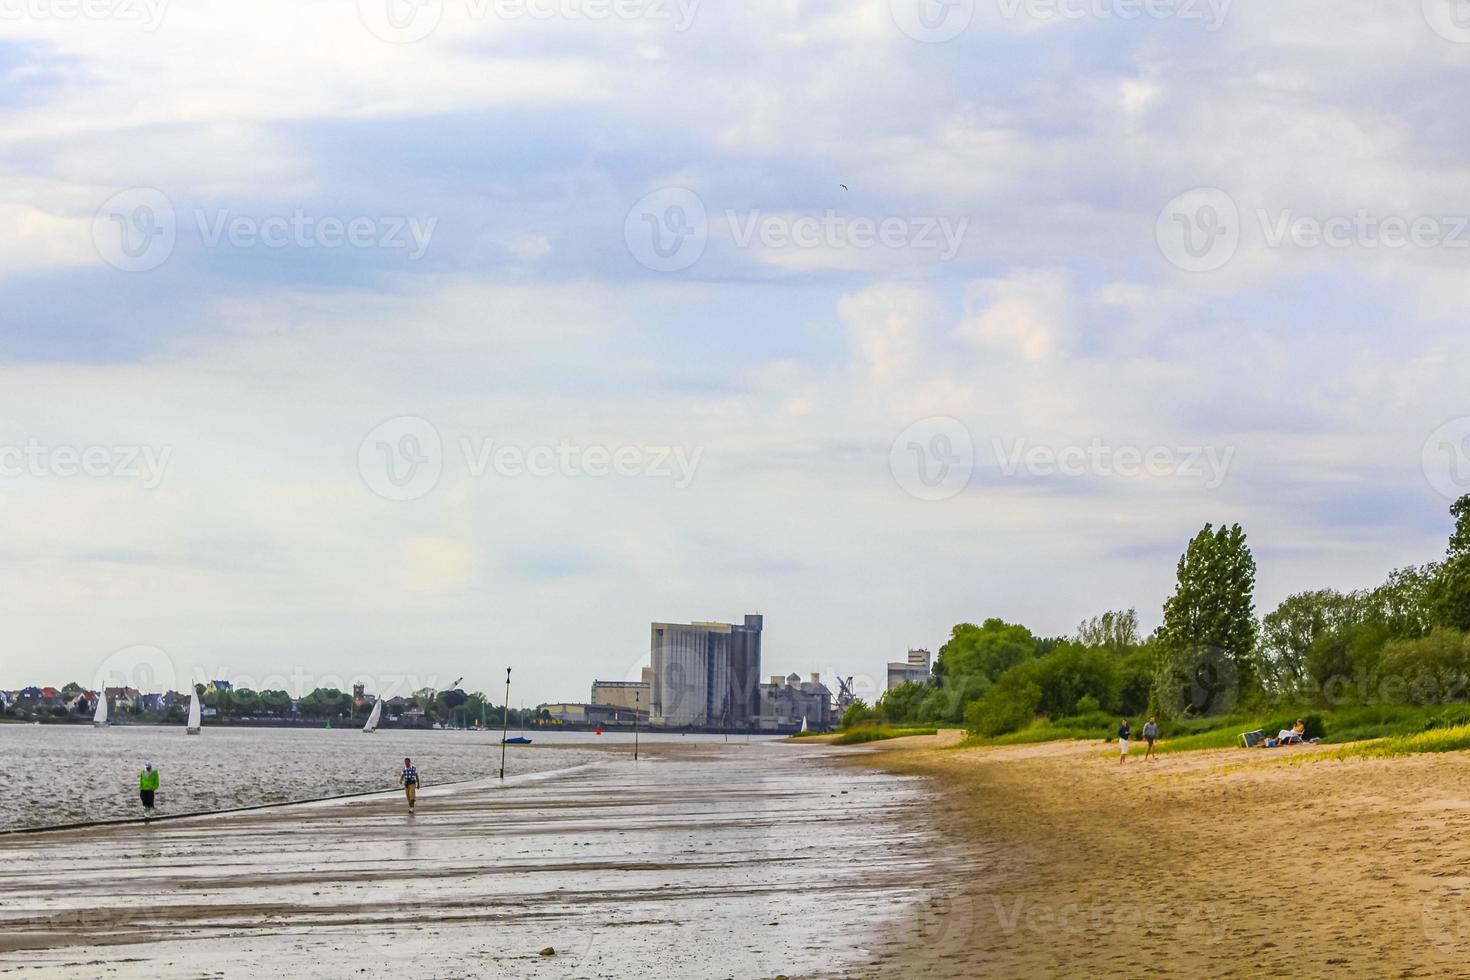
[1142,716,1159,760]
[1118,719,1130,764]
[399,757,419,813]
[138,762,159,818]
[1278,719,1307,744]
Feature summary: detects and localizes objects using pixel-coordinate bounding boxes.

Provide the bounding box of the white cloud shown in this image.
[958,270,1074,363]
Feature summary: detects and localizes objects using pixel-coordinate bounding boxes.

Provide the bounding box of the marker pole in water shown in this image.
[633,690,640,762]
[499,667,511,779]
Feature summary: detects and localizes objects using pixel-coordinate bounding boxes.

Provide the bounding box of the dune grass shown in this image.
[1328,723,1470,760]
[957,703,1470,758]
[830,726,939,745]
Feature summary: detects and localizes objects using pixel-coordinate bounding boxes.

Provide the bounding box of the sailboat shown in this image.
[800,715,809,734]
[185,692,202,735]
[362,698,382,734]
[502,703,532,745]
[93,692,109,728]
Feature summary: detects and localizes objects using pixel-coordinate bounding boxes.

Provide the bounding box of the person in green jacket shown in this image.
[139,762,160,819]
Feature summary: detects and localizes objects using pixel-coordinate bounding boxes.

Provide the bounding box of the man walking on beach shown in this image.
[1118,719,1130,764]
[399,757,419,814]
[1142,716,1159,761]
[138,761,159,819]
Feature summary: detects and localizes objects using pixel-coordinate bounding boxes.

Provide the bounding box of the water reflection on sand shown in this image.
[0,741,945,979]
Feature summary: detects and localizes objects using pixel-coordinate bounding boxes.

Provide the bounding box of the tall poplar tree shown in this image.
[1156,523,1258,715]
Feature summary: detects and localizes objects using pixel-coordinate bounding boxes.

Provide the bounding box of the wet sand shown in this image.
[848,732,1470,978]
[0,741,946,979]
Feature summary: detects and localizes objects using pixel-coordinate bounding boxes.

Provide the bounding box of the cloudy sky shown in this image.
[3,0,1470,704]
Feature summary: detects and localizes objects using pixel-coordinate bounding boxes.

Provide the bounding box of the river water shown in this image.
[0,740,949,979]
[0,725,748,831]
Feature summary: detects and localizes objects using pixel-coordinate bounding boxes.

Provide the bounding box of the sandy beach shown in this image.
[0,740,946,979]
[846,732,1470,979]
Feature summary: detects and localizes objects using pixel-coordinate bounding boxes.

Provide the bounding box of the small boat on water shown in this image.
[502,703,533,745]
[186,693,202,735]
[800,715,809,734]
[362,698,382,734]
[93,692,109,728]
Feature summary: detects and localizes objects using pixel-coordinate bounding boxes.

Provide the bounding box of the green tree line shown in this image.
[843,494,1470,738]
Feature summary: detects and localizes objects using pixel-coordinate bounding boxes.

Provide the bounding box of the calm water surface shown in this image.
[0,725,748,830]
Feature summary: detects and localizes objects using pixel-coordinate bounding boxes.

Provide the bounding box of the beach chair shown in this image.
[1239,728,1266,749]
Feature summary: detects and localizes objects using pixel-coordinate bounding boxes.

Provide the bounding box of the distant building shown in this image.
[650,614,763,729]
[591,668,652,711]
[887,649,932,691]
[352,684,365,702]
[539,702,647,727]
[205,680,233,695]
[758,672,834,731]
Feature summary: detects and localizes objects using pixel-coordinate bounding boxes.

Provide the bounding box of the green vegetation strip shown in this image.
[830,726,939,745]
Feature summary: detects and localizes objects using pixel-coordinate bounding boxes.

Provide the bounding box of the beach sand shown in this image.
[0,741,947,979]
[849,732,1470,978]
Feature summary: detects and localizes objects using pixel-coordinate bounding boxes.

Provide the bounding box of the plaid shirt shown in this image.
[401,765,418,785]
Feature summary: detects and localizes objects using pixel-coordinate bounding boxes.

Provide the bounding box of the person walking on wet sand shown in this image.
[1117,719,1130,764]
[1142,715,1159,761]
[138,761,160,819]
[399,757,420,813]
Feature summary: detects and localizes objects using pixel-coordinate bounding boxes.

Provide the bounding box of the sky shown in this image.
[3,0,1470,705]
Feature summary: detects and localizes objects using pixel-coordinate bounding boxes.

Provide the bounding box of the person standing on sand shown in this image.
[138,762,159,818]
[1117,719,1130,764]
[1142,716,1159,760]
[399,757,420,813]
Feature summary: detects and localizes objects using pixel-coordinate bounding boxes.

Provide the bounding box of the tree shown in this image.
[1260,590,1356,693]
[1076,609,1141,652]
[877,682,929,724]
[1431,495,1470,631]
[1156,523,1258,715]
[935,619,1040,682]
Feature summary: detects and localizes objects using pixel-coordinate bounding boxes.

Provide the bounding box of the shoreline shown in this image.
[841,731,1470,978]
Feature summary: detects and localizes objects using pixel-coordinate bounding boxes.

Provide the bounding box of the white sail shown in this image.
[363,698,382,733]
[186,693,202,734]
[93,692,108,727]
[800,715,808,733]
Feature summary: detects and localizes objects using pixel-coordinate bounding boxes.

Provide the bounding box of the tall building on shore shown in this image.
[591,668,653,711]
[887,648,932,690]
[650,614,763,729]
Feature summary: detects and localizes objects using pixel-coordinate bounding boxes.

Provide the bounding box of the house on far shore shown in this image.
[205,680,233,695]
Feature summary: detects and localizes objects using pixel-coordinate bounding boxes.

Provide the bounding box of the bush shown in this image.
[1378,628,1470,703]
[840,700,880,730]
[1075,693,1101,716]
[965,681,1041,738]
